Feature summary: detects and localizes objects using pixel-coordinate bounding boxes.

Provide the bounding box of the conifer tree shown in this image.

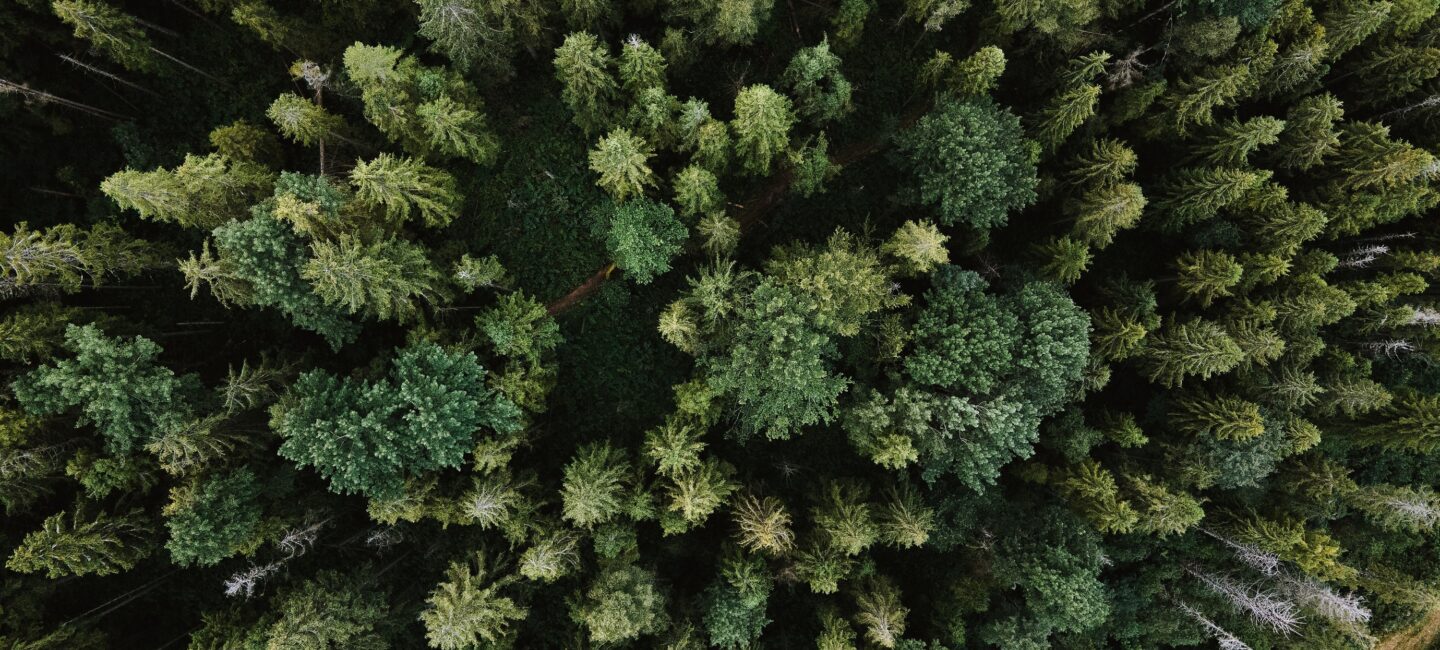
[1142,319,1245,387]
[562,442,632,529]
[665,0,775,45]
[782,39,853,124]
[349,154,461,228]
[554,32,618,135]
[163,468,263,567]
[1171,392,1265,441]
[731,85,796,176]
[1175,249,1244,306]
[1032,84,1100,152]
[7,508,152,578]
[1191,116,1286,166]
[267,93,347,148]
[302,236,445,323]
[1070,182,1146,248]
[1057,460,1139,534]
[13,325,191,454]
[102,154,274,230]
[1067,138,1138,186]
[881,220,949,276]
[52,0,156,72]
[416,0,539,79]
[1275,94,1343,170]
[619,35,667,96]
[591,198,687,284]
[575,564,669,644]
[589,128,657,201]
[207,211,360,348]
[952,45,1007,97]
[271,342,521,497]
[421,553,528,650]
[895,98,1038,230]
[673,165,723,217]
[1034,236,1092,285]
[1357,393,1440,452]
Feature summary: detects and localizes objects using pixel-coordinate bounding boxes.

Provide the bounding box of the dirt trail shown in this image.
[1377,608,1440,650]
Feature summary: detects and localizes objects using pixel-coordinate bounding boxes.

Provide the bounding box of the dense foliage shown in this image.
[3,0,1440,647]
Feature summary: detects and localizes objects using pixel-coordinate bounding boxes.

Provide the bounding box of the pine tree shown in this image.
[417,96,500,165]
[208,211,360,348]
[1170,392,1265,441]
[813,481,878,556]
[7,508,152,578]
[349,154,461,228]
[13,324,191,454]
[52,0,155,72]
[420,553,527,650]
[853,578,909,648]
[881,220,949,276]
[1142,319,1245,387]
[731,85,796,176]
[1066,138,1138,186]
[766,229,905,337]
[591,198,687,284]
[163,468,264,566]
[1175,250,1244,306]
[1091,306,1148,361]
[271,342,520,497]
[731,494,795,555]
[575,564,669,644]
[619,35,667,96]
[703,281,849,441]
[265,571,388,649]
[1336,122,1435,190]
[1274,94,1343,170]
[554,32,618,135]
[1357,393,1440,453]
[1349,484,1440,532]
[783,39,853,124]
[1070,182,1146,248]
[302,236,445,323]
[416,0,540,79]
[1321,0,1392,59]
[1152,167,1269,231]
[1034,236,1092,285]
[102,154,275,230]
[1032,84,1100,152]
[895,98,1038,230]
[665,457,738,525]
[267,93,347,147]
[561,442,632,528]
[1347,44,1440,106]
[1163,62,1256,134]
[1191,116,1286,166]
[1057,460,1139,534]
[951,45,1007,97]
[673,165,723,217]
[1127,474,1204,537]
[589,128,656,201]
[789,133,840,197]
[664,0,775,46]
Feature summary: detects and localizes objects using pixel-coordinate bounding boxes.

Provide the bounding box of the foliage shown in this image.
[895,98,1039,231]
[271,342,520,498]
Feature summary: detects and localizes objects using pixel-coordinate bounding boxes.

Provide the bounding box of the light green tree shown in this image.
[731,85,796,176]
[350,154,461,228]
[420,553,528,650]
[589,128,656,201]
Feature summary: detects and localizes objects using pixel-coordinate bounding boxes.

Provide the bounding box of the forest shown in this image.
[2,0,1440,647]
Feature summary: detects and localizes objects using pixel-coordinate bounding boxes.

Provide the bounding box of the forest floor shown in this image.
[1378,608,1440,650]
